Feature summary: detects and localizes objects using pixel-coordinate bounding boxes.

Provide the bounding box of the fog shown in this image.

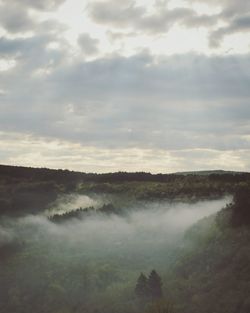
[0,195,232,313]
[45,194,103,216]
[0,196,230,254]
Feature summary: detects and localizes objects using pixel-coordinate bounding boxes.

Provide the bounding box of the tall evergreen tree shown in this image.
[232,185,250,226]
[135,273,149,300]
[148,270,163,299]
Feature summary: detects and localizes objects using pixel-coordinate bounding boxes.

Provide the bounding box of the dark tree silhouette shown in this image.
[148,270,163,299]
[135,273,149,300]
[232,185,250,226]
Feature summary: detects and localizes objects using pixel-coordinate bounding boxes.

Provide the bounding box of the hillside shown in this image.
[173,170,247,176]
[164,203,250,313]
[1,164,250,217]
[0,164,250,313]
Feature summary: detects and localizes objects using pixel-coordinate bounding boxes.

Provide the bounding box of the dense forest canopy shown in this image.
[0,164,249,217]
[0,165,250,313]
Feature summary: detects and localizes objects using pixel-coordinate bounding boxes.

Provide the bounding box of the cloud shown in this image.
[190,0,250,14]
[88,0,216,34]
[184,14,218,28]
[89,0,250,47]
[0,3,35,33]
[0,0,65,11]
[0,1,67,34]
[1,131,250,173]
[89,0,145,28]
[78,34,99,56]
[1,49,250,160]
[137,7,194,33]
[0,34,67,78]
[87,0,247,51]
[189,0,250,47]
[210,15,250,47]
[0,0,250,172]
[106,30,136,42]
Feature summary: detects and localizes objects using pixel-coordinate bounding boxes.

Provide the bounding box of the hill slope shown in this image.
[165,204,250,313]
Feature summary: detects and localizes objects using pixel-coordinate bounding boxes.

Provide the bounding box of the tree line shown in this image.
[135,270,163,302]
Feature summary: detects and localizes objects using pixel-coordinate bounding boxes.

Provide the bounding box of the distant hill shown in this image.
[174,170,247,176]
[1,164,250,217]
[0,164,248,180]
[166,203,250,313]
[0,165,250,313]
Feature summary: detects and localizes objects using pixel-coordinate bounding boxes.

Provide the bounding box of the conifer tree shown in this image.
[148,270,163,299]
[135,273,149,300]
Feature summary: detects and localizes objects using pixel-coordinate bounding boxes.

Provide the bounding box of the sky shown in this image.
[0,0,250,173]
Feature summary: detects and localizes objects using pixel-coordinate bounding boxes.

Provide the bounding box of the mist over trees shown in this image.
[135,270,163,303]
[148,270,163,300]
[135,273,149,301]
[0,165,250,313]
[1,164,249,218]
[231,185,250,227]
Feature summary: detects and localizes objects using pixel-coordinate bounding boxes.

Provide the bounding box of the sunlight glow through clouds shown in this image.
[42,0,250,57]
[0,132,249,173]
[0,58,16,71]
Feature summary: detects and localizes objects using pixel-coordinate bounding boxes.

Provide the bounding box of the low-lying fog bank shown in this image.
[0,197,231,251]
[0,196,233,313]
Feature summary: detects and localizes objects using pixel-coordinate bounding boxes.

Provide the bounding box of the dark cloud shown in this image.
[0,3,35,33]
[106,30,136,42]
[210,15,250,47]
[0,0,250,171]
[136,7,195,33]
[191,0,250,14]
[1,43,250,151]
[78,34,99,55]
[200,0,250,18]
[89,1,145,28]
[0,0,65,11]
[184,14,218,28]
[190,0,250,47]
[89,0,216,34]
[0,0,66,34]
[89,0,250,47]
[0,34,67,69]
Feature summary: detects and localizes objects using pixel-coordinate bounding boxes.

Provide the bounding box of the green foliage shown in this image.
[135,273,149,300]
[145,299,174,313]
[1,164,250,217]
[231,184,250,227]
[148,270,163,300]
[1,165,250,313]
[164,212,250,313]
[135,270,163,311]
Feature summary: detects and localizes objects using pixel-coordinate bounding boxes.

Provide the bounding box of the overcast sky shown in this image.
[0,0,250,173]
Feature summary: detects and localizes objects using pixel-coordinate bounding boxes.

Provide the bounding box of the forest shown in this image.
[0,165,250,313]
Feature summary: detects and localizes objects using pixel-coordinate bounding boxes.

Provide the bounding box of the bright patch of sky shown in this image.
[40,0,250,57]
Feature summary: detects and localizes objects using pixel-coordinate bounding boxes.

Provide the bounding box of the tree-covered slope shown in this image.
[1,164,250,216]
[0,165,250,313]
[165,191,250,313]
